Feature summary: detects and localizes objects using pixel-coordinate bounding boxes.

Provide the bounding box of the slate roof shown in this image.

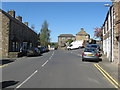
[76,28,89,35]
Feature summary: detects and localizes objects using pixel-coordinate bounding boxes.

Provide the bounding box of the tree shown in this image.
[66,39,73,46]
[40,21,50,46]
[66,39,73,44]
[94,27,103,41]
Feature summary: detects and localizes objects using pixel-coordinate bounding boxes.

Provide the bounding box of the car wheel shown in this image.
[82,59,85,61]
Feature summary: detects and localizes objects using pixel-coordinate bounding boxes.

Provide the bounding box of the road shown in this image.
[2,49,115,89]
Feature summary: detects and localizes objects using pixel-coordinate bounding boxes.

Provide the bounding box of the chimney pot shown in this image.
[24,22,28,26]
[8,10,15,18]
[16,16,22,22]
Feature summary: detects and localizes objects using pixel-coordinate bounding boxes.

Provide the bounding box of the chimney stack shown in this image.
[16,16,22,22]
[24,22,28,26]
[81,28,84,31]
[8,10,15,18]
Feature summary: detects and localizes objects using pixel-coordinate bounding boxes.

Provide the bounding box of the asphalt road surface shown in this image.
[2,49,115,89]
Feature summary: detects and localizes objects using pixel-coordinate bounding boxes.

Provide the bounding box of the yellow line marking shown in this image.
[96,64,120,87]
[0,64,8,68]
[94,64,118,88]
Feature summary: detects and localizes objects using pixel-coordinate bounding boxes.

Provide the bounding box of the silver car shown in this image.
[82,48,99,61]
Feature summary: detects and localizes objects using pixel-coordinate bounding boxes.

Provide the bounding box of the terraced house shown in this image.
[0,9,38,58]
[102,1,120,64]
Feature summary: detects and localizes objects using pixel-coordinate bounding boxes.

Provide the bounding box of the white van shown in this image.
[67,40,84,50]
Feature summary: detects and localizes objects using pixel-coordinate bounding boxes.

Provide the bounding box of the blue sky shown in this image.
[2,2,112,42]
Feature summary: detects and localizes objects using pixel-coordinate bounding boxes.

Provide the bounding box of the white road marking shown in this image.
[42,60,49,67]
[52,51,54,56]
[49,56,52,59]
[49,51,54,59]
[15,70,38,89]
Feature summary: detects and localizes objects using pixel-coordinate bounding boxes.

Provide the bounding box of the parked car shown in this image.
[82,48,100,61]
[50,46,55,50]
[20,48,28,56]
[27,47,41,56]
[38,46,44,53]
[86,44,101,52]
[44,46,49,52]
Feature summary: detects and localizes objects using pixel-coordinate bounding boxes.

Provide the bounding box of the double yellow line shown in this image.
[0,64,8,68]
[94,64,120,89]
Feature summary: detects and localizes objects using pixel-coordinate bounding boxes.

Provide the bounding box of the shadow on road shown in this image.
[0,80,19,89]
[83,58,102,63]
[0,59,16,65]
[27,54,43,57]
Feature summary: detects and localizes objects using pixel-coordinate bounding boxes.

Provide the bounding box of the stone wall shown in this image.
[0,10,2,59]
[113,2,120,63]
[1,11,10,58]
[58,36,75,47]
[76,35,89,41]
[0,9,38,58]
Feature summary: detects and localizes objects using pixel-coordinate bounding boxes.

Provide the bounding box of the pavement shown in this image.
[98,53,119,85]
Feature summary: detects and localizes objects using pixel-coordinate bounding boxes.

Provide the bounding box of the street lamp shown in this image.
[104,4,110,7]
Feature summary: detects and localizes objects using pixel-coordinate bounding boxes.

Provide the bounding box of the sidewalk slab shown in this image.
[98,54,118,83]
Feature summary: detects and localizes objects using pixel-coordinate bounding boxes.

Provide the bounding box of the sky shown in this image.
[2,2,112,42]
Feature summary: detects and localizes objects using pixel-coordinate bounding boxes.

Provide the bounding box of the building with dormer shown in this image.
[76,28,90,41]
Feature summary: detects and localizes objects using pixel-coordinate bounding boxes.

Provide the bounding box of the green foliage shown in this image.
[39,21,50,46]
[66,39,73,44]
[49,42,58,48]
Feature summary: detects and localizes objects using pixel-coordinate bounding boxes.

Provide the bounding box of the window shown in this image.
[30,43,32,48]
[12,42,15,51]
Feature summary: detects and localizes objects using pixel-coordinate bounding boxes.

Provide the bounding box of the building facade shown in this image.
[102,1,120,63]
[0,9,38,58]
[113,1,120,63]
[102,6,114,62]
[58,34,75,47]
[76,28,90,41]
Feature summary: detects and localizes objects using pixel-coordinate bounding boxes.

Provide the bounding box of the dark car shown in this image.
[38,46,49,53]
[44,46,49,52]
[20,48,28,56]
[38,46,45,53]
[27,47,41,56]
[86,44,101,51]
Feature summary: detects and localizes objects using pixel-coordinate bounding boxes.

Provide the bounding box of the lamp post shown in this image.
[104,4,110,7]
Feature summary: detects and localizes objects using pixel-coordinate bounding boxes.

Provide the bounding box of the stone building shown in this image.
[102,6,114,62]
[58,34,75,47]
[102,1,120,64]
[113,1,120,63]
[76,28,90,41]
[0,9,38,58]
